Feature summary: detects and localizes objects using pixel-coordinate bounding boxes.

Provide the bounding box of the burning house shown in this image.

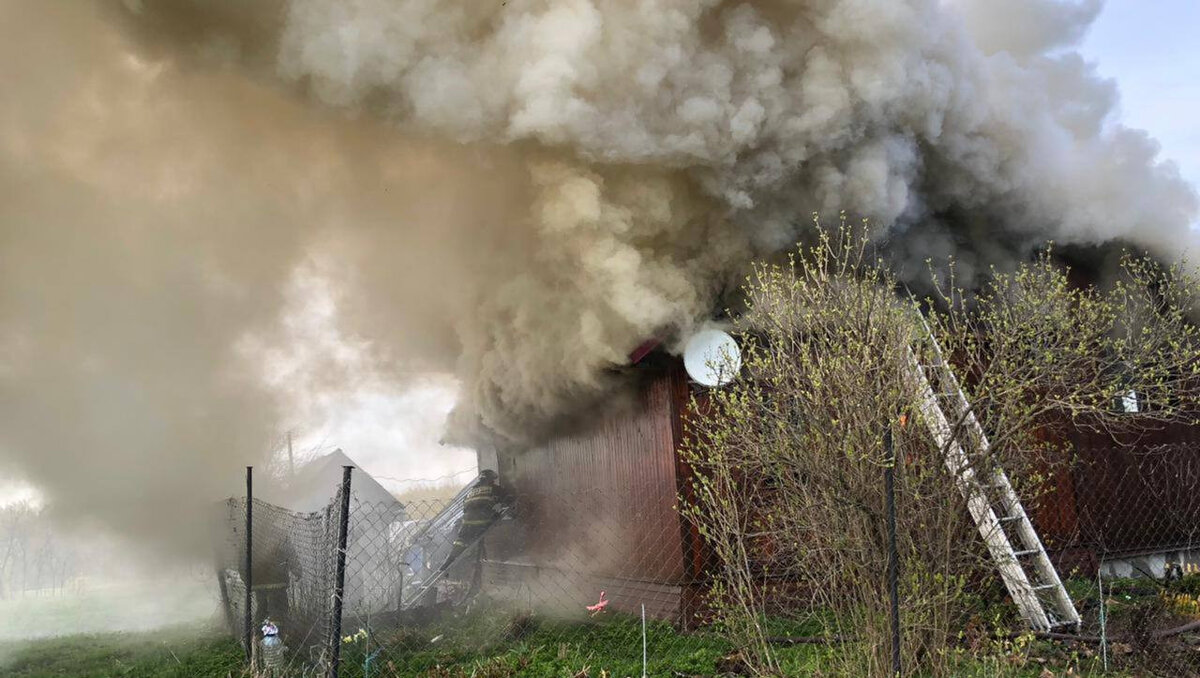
[466,317,1200,627]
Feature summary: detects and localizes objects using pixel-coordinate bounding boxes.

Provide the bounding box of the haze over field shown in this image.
[0,0,1197,561]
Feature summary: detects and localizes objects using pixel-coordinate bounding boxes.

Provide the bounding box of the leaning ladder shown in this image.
[398,480,475,610]
[906,313,1080,633]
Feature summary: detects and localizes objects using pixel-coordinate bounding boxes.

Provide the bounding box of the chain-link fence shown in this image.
[1036,440,1200,676]
[214,452,1200,677]
[214,474,348,676]
[337,487,726,678]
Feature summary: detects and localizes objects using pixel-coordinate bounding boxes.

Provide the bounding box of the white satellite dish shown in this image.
[683,329,742,387]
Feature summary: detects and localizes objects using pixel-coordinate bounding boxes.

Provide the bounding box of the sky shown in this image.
[1080,0,1200,192]
[259,271,479,498]
[287,384,478,496]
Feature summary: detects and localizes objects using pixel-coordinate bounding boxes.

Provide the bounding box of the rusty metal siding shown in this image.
[1036,423,1200,564]
[502,368,688,586]
[1068,425,1200,557]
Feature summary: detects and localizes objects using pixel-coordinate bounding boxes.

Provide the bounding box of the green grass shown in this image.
[0,626,243,678]
[283,612,829,678]
[329,609,1100,678]
[0,623,1114,678]
[2,576,1190,676]
[0,606,1157,678]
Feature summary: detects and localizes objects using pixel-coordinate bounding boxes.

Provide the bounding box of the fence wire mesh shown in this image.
[214,448,1200,677]
[1036,440,1200,676]
[215,481,348,676]
[336,488,723,678]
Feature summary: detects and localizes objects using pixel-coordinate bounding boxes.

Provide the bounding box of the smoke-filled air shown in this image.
[0,0,1196,547]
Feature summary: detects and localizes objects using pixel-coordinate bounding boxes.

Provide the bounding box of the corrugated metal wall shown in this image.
[1036,423,1200,567]
[487,355,1200,610]
[496,367,690,589]
[1074,424,1199,556]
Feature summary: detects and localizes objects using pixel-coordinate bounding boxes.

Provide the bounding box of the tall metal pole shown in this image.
[327,466,354,678]
[287,431,295,477]
[244,466,254,665]
[884,427,901,677]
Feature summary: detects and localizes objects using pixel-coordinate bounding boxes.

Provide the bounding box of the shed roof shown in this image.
[272,449,404,514]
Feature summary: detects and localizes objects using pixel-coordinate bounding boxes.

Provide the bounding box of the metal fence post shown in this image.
[245,466,254,666]
[327,466,354,678]
[884,426,901,677]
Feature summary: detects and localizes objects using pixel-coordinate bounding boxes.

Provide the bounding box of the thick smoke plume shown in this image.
[0,1,1196,544]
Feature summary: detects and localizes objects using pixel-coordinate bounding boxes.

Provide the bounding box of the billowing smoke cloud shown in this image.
[0,1,1196,544]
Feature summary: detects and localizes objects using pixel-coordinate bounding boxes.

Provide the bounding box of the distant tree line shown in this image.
[0,501,80,598]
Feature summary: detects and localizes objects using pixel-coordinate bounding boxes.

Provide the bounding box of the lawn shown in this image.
[0,577,237,678]
[0,577,219,641]
[0,626,243,678]
[5,580,1187,678]
[0,618,1125,678]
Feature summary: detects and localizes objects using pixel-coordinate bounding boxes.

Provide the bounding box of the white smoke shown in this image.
[273,0,1198,435]
[0,0,1196,543]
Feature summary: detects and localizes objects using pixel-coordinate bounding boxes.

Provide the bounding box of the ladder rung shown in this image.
[998,515,1023,523]
[1048,620,1079,631]
[1012,549,1040,557]
[1032,584,1058,591]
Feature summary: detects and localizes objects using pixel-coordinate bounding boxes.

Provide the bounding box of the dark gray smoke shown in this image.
[0,1,1195,544]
